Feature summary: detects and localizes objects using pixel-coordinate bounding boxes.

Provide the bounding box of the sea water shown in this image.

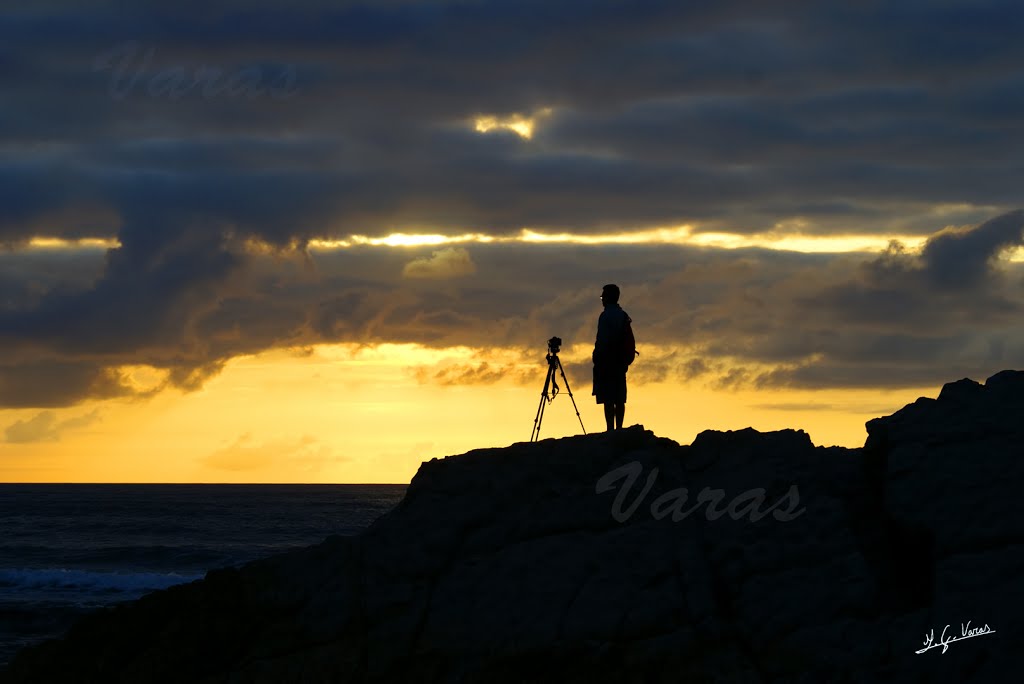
[0,483,406,666]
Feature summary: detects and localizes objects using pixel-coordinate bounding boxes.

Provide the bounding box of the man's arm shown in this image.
[593,311,608,364]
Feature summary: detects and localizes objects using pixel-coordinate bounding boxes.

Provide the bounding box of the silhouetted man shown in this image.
[593,283,629,431]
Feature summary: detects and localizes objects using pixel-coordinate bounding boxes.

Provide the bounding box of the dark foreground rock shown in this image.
[3,371,1023,683]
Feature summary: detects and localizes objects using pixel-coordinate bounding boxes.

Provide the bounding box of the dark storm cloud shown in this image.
[0,361,134,408]
[920,209,1024,288]
[0,164,102,243]
[2,227,239,356]
[748,212,1024,388]
[3,1,1024,405]
[3,0,1023,242]
[0,246,107,309]
[803,211,1024,329]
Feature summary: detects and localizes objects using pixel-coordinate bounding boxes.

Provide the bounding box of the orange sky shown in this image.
[0,340,934,483]
[5,2,1024,483]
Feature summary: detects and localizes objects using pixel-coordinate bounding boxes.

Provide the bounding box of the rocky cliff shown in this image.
[3,371,1023,683]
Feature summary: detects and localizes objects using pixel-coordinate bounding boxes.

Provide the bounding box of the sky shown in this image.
[2,0,1023,482]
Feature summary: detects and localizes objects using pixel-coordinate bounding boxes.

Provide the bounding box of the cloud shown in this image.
[412,360,534,386]
[0,362,135,408]
[3,0,1024,403]
[4,408,102,443]
[920,209,1024,288]
[402,247,477,279]
[3,211,1024,407]
[2,1,1023,246]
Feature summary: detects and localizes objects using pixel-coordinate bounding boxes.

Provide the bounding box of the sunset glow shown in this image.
[3,0,1022,485]
[26,229,1024,261]
[0,341,933,483]
[472,108,552,139]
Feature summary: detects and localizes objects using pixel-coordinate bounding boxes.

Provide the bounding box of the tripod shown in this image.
[531,343,586,442]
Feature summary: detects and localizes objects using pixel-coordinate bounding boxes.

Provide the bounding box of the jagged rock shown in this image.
[983,368,1024,393]
[3,372,1023,683]
[863,369,1024,683]
[936,377,985,402]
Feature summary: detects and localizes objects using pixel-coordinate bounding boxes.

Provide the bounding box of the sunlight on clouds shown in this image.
[114,365,170,394]
[22,229,998,259]
[473,108,553,140]
[517,226,695,244]
[309,225,952,256]
[927,202,1003,217]
[687,231,931,254]
[24,237,120,250]
[402,247,476,279]
[474,115,533,138]
[239,236,313,255]
[15,220,1024,262]
[310,232,499,249]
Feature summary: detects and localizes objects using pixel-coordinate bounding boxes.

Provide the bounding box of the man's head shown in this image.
[601,283,620,305]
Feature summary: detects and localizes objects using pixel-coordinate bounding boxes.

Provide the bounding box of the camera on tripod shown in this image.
[531,335,585,441]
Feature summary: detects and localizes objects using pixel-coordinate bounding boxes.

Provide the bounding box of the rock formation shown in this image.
[3,371,1022,683]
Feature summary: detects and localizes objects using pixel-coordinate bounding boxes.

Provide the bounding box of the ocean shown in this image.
[0,483,407,667]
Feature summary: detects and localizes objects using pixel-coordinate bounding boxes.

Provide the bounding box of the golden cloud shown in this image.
[402,247,477,280]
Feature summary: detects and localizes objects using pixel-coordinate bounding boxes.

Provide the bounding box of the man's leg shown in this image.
[615,403,625,430]
[604,403,615,431]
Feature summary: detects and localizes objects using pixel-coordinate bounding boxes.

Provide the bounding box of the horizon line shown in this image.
[0,481,409,486]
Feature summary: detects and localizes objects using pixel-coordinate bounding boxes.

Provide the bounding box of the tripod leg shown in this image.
[555,357,587,435]
[531,364,556,441]
[531,391,547,442]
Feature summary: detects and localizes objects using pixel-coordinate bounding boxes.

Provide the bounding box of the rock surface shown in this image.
[3,371,1023,683]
